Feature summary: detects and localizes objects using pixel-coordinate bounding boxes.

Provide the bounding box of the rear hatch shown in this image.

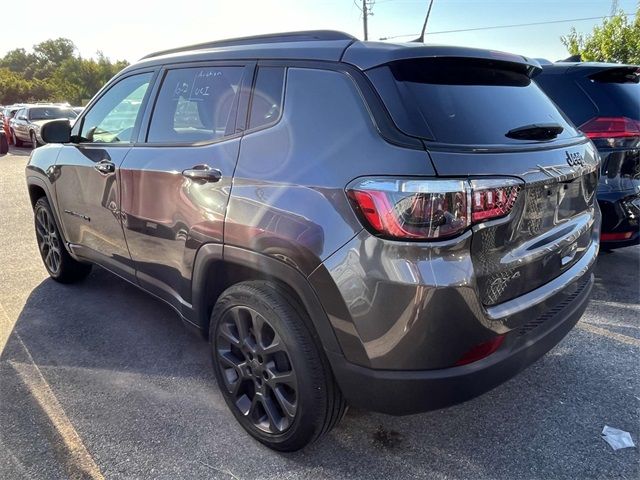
[574,65,640,195]
[364,53,599,306]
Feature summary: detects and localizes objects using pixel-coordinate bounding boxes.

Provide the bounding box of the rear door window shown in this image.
[147,66,244,144]
[367,58,579,145]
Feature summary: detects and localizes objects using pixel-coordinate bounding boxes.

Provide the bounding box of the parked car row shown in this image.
[0,103,80,149]
[26,31,633,452]
[536,61,640,249]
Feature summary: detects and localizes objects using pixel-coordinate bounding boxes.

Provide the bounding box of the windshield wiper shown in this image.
[506,123,564,141]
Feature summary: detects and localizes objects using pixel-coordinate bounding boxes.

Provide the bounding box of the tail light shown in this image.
[469,179,521,223]
[347,177,522,241]
[580,117,640,148]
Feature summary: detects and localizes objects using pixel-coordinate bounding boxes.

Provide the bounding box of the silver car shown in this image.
[11,105,77,147]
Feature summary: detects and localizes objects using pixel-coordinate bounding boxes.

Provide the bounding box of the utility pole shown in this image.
[355,0,373,40]
[610,0,619,16]
[362,0,369,40]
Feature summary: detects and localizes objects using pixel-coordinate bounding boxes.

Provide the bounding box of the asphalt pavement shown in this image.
[1,147,638,479]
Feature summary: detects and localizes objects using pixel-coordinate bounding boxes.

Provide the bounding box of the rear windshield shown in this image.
[28,107,77,121]
[367,58,579,145]
[580,67,640,120]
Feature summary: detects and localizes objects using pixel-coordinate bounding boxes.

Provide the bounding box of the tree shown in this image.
[0,38,128,105]
[0,68,52,104]
[32,38,78,80]
[0,48,36,78]
[561,8,640,63]
[33,38,76,65]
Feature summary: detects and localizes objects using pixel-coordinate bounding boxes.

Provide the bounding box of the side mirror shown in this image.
[18,115,28,121]
[40,119,71,144]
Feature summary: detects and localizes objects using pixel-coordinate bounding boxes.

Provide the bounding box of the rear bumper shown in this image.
[598,193,640,249]
[329,266,594,415]
[597,143,640,249]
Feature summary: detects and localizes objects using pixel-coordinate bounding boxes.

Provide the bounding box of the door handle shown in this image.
[94,160,115,174]
[182,165,222,183]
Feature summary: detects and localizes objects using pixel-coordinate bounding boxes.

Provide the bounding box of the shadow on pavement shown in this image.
[1,248,638,479]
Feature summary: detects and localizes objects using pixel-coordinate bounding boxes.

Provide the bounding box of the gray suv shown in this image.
[26,31,600,451]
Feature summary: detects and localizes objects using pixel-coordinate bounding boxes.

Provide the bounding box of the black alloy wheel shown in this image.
[216,305,298,434]
[210,281,346,451]
[33,197,92,283]
[35,203,62,275]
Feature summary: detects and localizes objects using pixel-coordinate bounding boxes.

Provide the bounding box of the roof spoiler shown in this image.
[558,54,582,62]
[342,42,542,76]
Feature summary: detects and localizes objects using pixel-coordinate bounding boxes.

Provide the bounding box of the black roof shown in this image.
[127,30,541,73]
[141,30,357,59]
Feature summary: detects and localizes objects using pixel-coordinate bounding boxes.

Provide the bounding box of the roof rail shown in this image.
[140,30,357,60]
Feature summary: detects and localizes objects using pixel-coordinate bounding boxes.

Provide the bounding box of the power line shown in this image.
[424,12,636,35]
[380,12,637,40]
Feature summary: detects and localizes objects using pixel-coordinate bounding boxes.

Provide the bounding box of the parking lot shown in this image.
[0,146,638,479]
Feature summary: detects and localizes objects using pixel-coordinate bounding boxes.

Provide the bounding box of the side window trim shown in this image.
[71,68,159,146]
[234,61,257,134]
[135,66,167,144]
[244,63,287,134]
[138,61,254,147]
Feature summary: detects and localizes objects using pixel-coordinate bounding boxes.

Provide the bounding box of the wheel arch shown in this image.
[26,176,70,252]
[27,181,47,207]
[191,244,344,358]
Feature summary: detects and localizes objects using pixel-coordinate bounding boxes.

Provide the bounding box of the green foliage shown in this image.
[0,38,128,105]
[561,9,640,63]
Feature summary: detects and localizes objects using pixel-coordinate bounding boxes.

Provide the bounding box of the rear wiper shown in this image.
[506,123,564,141]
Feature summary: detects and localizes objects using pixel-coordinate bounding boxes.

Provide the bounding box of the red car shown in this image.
[2,105,24,145]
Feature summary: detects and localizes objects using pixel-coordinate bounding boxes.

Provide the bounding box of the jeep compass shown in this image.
[26,31,600,451]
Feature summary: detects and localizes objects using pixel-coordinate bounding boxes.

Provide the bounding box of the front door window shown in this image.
[77,73,153,144]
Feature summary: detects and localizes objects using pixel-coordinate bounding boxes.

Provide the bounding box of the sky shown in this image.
[0,0,637,63]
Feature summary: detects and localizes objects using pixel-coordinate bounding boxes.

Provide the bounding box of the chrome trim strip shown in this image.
[485,239,598,320]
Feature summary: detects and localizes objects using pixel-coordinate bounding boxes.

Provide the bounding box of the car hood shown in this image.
[31,118,77,128]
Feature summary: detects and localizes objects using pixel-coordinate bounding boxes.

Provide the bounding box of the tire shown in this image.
[209,281,346,451]
[33,197,92,283]
[30,131,40,148]
[12,130,23,147]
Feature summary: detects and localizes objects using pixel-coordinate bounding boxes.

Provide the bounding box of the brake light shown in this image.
[470,179,521,223]
[347,178,522,240]
[580,117,640,139]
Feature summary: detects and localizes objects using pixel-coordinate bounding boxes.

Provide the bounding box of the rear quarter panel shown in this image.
[227,66,434,275]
